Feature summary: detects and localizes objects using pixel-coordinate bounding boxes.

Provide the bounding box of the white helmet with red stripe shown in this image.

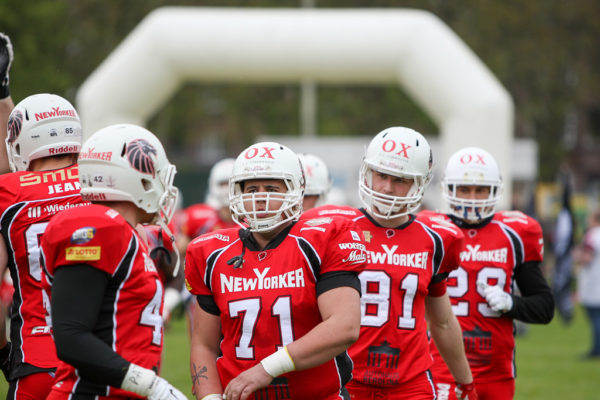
[6,93,82,171]
[206,158,235,209]
[359,127,432,219]
[229,142,304,232]
[298,153,331,200]
[442,146,503,221]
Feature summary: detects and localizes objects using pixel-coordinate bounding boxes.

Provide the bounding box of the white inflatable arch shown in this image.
[77,7,514,208]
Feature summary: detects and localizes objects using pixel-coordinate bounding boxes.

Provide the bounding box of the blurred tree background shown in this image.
[1,0,599,205]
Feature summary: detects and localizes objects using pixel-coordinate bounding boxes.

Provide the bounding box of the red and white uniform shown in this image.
[185,216,367,399]
[428,210,544,387]
[41,204,165,398]
[0,165,84,378]
[182,203,236,239]
[302,206,464,390]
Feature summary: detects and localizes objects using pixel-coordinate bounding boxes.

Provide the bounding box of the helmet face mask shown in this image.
[441,147,503,222]
[359,127,432,220]
[78,124,178,228]
[6,93,82,171]
[229,142,304,232]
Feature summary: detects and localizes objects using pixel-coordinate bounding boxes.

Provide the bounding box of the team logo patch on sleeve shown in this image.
[66,246,101,261]
[70,227,96,244]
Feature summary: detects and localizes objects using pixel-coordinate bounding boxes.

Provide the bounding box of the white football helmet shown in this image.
[6,93,82,171]
[359,127,432,219]
[78,124,178,227]
[442,147,503,222]
[206,158,235,209]
[298,153,332,200]
[229,142,304,232]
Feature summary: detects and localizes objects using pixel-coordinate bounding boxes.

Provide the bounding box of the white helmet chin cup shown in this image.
[359,127,432,219]
[441,147,503,222]
[298,153,332,206]
[206,158,235,209]
[6,93,82,171]
[229,142,304,232]
[78,124,178,226]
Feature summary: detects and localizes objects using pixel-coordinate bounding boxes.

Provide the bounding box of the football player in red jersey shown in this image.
[0,93,85,399]
[428,147,554,400]
[302,127,477,400]
[297,153,331,211]
[185,142,366,400]
[40,124,187,400]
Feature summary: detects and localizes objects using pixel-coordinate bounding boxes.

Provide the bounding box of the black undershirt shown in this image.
[51,264,130,388]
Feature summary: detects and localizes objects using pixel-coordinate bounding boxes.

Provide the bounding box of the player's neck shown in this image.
[369,212,409,228]
[250,221,292,250]
[29,155,77,172]
[95,201,145,228]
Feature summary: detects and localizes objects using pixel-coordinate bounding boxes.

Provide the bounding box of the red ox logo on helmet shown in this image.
[459,153,486,165]
[7,110,22,144]
[126,139,157,177]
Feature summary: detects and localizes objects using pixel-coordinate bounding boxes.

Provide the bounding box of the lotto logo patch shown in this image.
[65,246,101,261]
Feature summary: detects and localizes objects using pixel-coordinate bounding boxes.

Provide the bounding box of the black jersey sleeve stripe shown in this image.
[494,221,525,266]
[291,235,321,280]
[204,239,241,291]
[416,220,445,276]
[96,236,137,347]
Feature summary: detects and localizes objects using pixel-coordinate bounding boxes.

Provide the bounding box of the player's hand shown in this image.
[0,32,14,98]
[478,281,513,313]
[455,382,478,400]
[223,363,273,400]
[0,342,12,381]
[148,376,188,400]
[121,363,188,400]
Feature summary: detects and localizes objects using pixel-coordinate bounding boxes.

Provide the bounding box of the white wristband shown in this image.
[200,395,223,400]
[260,346,296,378]
[121,363,157,397]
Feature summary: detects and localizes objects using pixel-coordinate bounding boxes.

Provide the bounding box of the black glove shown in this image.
[0,32,14,99]
[0,342,12,381]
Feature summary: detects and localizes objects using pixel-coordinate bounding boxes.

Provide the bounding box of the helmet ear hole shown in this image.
[142,179,152,191]
[15,144,20,155]
[121,143,127,157]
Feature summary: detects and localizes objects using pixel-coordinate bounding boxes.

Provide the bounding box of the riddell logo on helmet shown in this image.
[49,145,78,155]
[35,107,77,121]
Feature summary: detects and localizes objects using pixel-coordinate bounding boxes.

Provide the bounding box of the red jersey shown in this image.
[302,205,464,387]
[0,165,85,376]
[181,203,236,239]
[185,216,367,399]
[41,204,165,398]
[427,210,544,384]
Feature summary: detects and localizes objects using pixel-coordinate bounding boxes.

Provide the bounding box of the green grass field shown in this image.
[1,307,599,398]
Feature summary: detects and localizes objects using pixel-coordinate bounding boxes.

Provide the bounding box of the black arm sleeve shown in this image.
[316,271,361,297]
[504,260,555,324]
[197,295,220,316]
[51,264,130,388]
